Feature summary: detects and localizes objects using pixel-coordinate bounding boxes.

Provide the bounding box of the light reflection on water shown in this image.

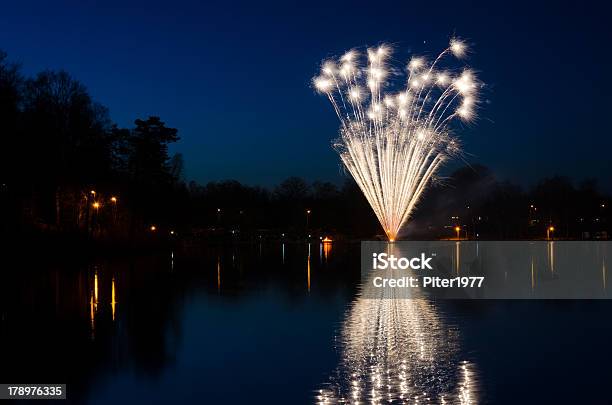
[4,241,612,404]
[314,240,612,404]
[319,273,478,404]
[111,276,116,321]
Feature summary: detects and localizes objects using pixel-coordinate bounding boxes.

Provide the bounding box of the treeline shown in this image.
[185,177,379,238]
[0,50,184,241]
[0,50,378,242]
[184,167,610,240]
[1,50,609,243]
[410,165,609,240]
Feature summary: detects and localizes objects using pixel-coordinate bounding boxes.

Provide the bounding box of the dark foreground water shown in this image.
[1,242,611,404]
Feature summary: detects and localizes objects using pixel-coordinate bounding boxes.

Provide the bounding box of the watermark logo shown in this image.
[363,241,612,299]
[372,252,434,270]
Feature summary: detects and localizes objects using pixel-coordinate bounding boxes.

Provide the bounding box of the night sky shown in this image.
[1,0,610,189]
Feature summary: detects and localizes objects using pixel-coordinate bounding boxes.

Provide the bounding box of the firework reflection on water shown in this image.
[317,268,478,404]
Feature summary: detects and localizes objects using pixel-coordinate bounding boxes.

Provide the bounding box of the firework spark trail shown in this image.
[314,38,481,240]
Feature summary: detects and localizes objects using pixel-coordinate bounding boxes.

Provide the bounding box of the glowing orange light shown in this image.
[455,226,461,232]
[150,225,157,231]
[111,277,116,321]
[90,190,96,195]
[92,202,100,209]
[549,226,555,232]
[110,196,117,203]
[323,238,332,259]
[322,236,333,243]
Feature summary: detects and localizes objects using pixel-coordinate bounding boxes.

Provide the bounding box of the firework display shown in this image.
[314,38,481,240]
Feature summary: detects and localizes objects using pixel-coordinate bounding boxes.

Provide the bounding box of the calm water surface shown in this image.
[1,242,611,404]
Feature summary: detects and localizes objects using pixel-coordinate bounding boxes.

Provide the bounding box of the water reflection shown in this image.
[307,246,311,292]
[89,268,120,333]
[89,293,95,337]
[547,241,555,274]
[323,241,332,262]
[455,241,461,275]
[319,267,478,403]
[282,243,286,264]
[320,243,323,264]
[90,270,99,337]
[4,242,612,404]
[409,241,612,299]
[111,276,117,321]
[94,271,99,308]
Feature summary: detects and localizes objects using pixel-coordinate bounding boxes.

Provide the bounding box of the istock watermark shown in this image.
[372,252,433,270]
[361,241,612,299]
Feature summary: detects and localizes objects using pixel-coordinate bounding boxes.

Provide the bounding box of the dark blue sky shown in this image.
[1,0,610,189]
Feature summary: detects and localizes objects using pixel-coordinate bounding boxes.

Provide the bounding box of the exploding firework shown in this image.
[313,38,481,240]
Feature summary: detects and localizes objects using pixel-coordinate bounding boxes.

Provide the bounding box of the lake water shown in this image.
[1,242,611,404]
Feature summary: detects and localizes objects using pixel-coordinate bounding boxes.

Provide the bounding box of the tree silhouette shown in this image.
[0,49,609,243]
[127,116,179,186]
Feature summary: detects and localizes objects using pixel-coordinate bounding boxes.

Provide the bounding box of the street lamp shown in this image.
[92,202,100,210]
[306,209,311,233]
[547,226,555,240]
[455,226,461,240]
[109,196,118,225]
[150,225,157,232]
